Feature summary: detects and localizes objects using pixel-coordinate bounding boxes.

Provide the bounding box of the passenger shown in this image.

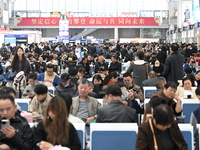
[37,63,60,87]
[118,82,141,114]
[78,57,90,78]
[59,94,84,123]
[136,104,188,150]
[127,51,151,87]
[123,72,144,103]
[0,94,33,150]
[35,56,46,73]
[10,46,30,75]
[54,73,77,98]
[103,72,118,86]
[92,74,104,98]
[22,73,44,99]
[146,77,166,98]
[163,43,185,85]
[34,96,81,150]
[71,78,100,123]
[68,67,79,86]
[194,70,200,87]
[141,71,157,90]
[108,55,121,74]
[28,84,54,121]
[144,81,182,119]
[96,84,137,123]
[176,77,197,99]
[94,55,108,73]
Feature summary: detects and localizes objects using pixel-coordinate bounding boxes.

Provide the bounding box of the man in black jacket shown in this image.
[163,43,185,85]
[0,95,33,150]
[96,85,137,123]
[54,73,77,98]
[109,55,121,73]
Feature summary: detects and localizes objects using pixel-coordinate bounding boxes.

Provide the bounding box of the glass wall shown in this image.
[13,0,168,17]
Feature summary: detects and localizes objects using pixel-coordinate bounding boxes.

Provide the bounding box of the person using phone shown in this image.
[176,77,197,99]
[22,73,44,99]
[0,94,33,150]
[34,96,81,150]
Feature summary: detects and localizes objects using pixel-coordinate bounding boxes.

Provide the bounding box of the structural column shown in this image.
[114,27,118,39]
[177,0,182,28]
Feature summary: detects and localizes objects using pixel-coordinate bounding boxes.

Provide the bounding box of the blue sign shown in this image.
[189,25,194,30]
[4,34,28,38]
[198,22,200,28]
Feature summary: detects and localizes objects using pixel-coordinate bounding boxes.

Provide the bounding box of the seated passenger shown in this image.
[108,55,121,74]
[0,94,33,150]
[28,84,54,121]
[94,55,108,73]
[22,73,44,99]
[103,72,118,90]
[118,82,141,114]
[144,81,182,118]
[37,63,60,87]
[146,77,166,98]
[92,74,104,98]
[96,85,137,123]
[176,77,197,99]
[34,96,81,150]
[123,72,144,103]
[136,104,188,150]
[71,78,100,123]
[54,73,77,98]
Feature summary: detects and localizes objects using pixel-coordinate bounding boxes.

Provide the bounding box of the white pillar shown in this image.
[177,0,182,28]
[114,28,118,39]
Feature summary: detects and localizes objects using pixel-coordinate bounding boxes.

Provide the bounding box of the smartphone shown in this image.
[187,95,191,99]
[1,119,10,128]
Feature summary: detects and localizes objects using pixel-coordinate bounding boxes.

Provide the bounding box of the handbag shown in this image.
[149,119,158,150]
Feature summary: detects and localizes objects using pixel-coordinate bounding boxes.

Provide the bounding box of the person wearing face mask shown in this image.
[22,73,44,99]
[54,73,77,98]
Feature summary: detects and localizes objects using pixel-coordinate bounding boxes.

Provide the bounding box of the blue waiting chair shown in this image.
[72,123,86,150]
[143,86,156,98]
[90,123,138,150]
[178,124,194,150]
[182,99,199,123]
[15,98,31,111]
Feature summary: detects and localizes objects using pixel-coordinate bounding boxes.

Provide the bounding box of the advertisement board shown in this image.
[15,17,159,26]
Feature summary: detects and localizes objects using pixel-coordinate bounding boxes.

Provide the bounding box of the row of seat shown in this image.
[15,97,200,124]
[29,123,195,150]
[80,123,194,150]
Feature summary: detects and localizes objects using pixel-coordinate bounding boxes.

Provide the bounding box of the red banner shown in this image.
[15,17,160,26]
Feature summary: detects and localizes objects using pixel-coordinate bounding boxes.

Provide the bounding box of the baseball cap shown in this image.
[60,73,70,82]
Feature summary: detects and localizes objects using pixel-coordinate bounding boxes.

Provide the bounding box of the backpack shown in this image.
[1,47,8,57]
[13,71,27,91]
